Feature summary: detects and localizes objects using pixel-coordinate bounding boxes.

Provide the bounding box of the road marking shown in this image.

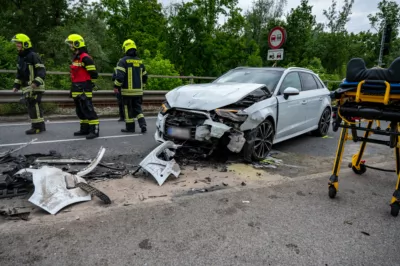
[0,117,156,127]
[0,134,143,148]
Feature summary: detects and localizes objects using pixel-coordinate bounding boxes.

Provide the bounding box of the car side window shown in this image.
[279,72,302,95]
[313,75,325,88]
[299,72,318,91]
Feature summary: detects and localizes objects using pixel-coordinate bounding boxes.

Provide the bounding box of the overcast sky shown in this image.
[160,0,380,33]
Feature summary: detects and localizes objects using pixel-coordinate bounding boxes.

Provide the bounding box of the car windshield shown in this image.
[213,69,284,92]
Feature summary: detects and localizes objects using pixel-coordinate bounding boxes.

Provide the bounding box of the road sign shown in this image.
[268,26,286,49]
[267,49,284,61]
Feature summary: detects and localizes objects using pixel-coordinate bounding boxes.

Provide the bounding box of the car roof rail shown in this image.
[286,67,315,73]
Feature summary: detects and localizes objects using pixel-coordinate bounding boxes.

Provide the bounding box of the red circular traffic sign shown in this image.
[268,26,286,49]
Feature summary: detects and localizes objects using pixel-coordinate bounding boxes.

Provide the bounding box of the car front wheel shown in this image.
[243,119,275,162]
[313,107,331,137]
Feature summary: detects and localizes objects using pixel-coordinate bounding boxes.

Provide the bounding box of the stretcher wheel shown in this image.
[352,164,367,175]
[328,186,337,198]
[390,203,400,217]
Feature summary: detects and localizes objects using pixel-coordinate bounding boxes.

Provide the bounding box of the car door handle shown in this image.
[319,97,323,101]
[302,100,307,105]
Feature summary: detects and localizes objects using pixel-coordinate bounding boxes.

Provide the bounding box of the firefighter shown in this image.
[113,39,148,133]
[64,34,100,139]
[112,67,124,122]
[11,33,46,134]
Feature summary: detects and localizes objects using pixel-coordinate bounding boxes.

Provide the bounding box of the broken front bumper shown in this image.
[154,110,246,153]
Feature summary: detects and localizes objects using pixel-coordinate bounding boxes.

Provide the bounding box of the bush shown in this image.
[143,50,183,90]
[0,102,58,115]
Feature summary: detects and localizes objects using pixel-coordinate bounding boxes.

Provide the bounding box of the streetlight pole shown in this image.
[378,20,386,67]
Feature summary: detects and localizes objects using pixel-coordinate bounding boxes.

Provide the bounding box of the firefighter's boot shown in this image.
[121,122,135,133]
[74,123,89,136]
[25,122,45,135]
[138,117,147,133]
[86,124,99,139]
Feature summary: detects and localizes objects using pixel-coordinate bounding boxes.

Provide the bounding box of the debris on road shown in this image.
[138,141,181,186]
[148,195,167,199]
[0,207,31,221]
[76,182,111,205]
[0,143,113,216]
[252,156,283,169]
[19,166,92,215]
[0,138,37,160]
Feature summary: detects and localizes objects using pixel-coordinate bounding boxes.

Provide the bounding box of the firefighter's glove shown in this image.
[114,88,119,94]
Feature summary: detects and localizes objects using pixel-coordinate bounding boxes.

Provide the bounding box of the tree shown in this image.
[96,0,167,64]
[320,0,355,74]
[282,0,316,65]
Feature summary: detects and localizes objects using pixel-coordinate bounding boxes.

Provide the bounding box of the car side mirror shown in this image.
[283,87,300,100]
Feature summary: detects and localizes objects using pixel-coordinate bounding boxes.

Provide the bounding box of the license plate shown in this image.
[167,127,191,139]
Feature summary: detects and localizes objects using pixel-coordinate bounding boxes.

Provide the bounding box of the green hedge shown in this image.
[0,102,58,115]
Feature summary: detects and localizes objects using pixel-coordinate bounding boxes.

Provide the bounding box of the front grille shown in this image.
[163,109,209,141]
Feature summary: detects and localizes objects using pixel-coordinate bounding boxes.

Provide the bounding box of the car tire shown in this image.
[312,107,331,137]
[243,119,275,162]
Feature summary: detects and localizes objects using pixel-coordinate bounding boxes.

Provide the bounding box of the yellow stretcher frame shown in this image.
[329,80,400,217]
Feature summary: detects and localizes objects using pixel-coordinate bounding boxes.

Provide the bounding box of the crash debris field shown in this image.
[0,135,392,224]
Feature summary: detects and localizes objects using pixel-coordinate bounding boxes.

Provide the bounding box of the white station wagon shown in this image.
[155,67,332,162]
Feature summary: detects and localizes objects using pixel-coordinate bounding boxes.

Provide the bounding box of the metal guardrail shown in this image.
[0,90,167,104]
[0,69,217,80]
[0,69,343,105]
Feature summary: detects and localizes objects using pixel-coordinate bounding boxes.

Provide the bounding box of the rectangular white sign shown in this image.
[267,49,284,61]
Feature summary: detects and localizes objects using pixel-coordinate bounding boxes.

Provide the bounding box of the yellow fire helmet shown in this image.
[122,39,137,53]
[65,34,86,50]
[11,33,32,49]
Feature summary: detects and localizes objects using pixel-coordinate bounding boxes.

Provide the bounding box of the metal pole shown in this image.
[378,20,386,67]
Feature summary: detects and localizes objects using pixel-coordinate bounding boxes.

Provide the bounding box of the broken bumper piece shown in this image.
[139,141,181,186]
[16,166,91,215]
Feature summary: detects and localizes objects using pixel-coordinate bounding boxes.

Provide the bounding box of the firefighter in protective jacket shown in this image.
[113,39,148,133]
[11,33,46,134]
[65,34,100,139]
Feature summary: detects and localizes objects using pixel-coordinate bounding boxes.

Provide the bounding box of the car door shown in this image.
[275,72,308,140]
[298,72,325,128]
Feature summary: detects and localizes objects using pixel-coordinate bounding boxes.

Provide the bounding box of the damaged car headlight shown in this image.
[215,109,248,122]
[159,101,171,115]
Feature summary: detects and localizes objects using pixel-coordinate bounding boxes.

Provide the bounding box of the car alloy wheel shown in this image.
[313,108,331,136]
[253,120,274,160]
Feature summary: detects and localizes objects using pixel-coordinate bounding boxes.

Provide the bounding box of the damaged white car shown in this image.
[155,67,332,161]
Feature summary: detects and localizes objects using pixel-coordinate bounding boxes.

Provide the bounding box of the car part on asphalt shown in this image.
[139,141,181,186]
[76,146,106,177]
[75,182,111,204]
[16,166,92,215]
[0,138,37,159]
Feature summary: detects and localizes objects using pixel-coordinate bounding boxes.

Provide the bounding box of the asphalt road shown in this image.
[0,118,392,166]
[0,118,160,166]
[0,118,399,266]
[1,164,399,266]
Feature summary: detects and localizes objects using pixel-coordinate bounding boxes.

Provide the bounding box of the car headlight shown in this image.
[215,109,248,122]
[159,101,171,115]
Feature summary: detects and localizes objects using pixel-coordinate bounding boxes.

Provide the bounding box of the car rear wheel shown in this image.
[313,107,331,137]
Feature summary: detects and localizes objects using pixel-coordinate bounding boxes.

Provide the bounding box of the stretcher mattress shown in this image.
[339,81,400,94]
[345,57,400,83]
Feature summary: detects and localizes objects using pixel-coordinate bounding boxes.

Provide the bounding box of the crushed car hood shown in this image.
[165,82,267,111]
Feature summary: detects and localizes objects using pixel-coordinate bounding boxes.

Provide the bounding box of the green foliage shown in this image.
[0,0,399,94]
[0,36,16,90]
[0,102,58,115]
[143,50,183,90]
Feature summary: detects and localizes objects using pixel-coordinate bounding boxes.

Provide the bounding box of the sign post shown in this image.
[267,26,287,66]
